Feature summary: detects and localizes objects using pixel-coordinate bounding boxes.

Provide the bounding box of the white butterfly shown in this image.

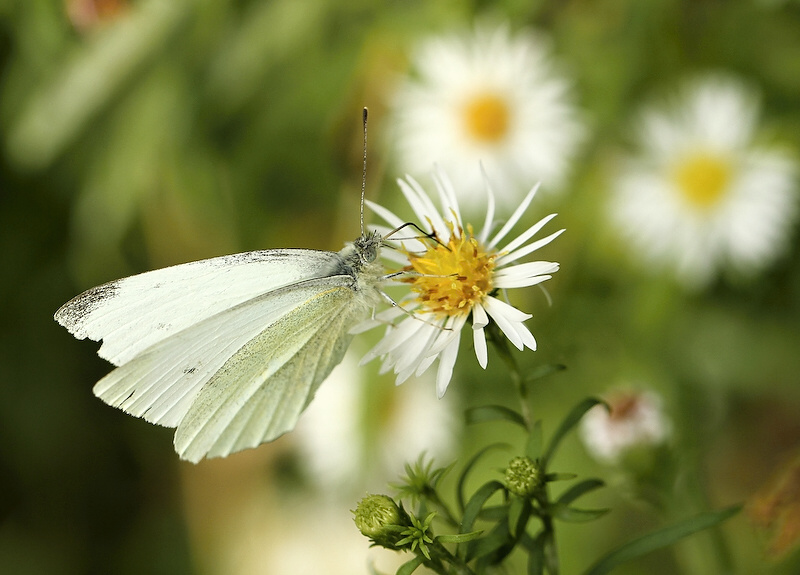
[55,231,386,463]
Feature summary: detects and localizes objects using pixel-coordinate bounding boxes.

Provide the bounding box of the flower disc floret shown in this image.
[504,456,543,497]
[403,223,496,317]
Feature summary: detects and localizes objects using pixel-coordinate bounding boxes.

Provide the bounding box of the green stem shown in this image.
[533,487,559,575]
[487,322,532,429]
[510,358,532,430]
[428,491,459,529]
[426,539,476,575]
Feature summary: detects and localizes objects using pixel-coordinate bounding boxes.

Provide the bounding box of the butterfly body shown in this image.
[55,231,385,462]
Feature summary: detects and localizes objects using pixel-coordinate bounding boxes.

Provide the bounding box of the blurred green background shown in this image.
[2,0,800,574]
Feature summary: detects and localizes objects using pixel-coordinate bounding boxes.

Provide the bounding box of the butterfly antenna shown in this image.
[360,107,368,237]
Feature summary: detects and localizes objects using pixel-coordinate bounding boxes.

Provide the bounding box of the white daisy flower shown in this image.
[388,23,584,208]
[294,356,456,493]
[610,75,798,289]
[359,168,563,398]
[580,389,671,465]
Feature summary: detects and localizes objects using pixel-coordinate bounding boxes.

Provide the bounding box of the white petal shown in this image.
[496,228,565,266]
[397,177,437,233]
[424,314,467,357]
[483,295,532,323]
[498,213,558,255]
[403,176,448,235]
[471,302,489,329]
[473,326,488,369]
[433,165,463,231]
[483,297,532,350]
[436,335,461,398]
[366,199,404,229]
[488,183,539,248]
[494,274,552,289]
[514,322,537,351]
[494,261,560,279]
[478,165,497,245]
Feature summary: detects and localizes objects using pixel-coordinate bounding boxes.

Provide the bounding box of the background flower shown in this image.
[580,388,671,465]
[387,23,584,208]
[609,75,798,289]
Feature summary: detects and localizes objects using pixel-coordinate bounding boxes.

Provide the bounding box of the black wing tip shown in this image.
[54,281,121,330]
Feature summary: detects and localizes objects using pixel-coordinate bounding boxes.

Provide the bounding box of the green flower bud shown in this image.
[504,456,542,497]
[352,494,410,548]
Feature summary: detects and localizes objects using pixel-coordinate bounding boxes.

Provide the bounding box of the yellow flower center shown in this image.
[462,93,510,143]
[672,152,733,209]
[402,224,496,318]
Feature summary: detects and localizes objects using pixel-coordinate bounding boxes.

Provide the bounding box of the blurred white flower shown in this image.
[580,389,671,464]
[388,23,584,208]
[610,75,798,289]
[359,167,562,398]
[294,355,457,493]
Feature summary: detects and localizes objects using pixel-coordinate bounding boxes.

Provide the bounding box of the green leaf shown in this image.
[584,505,742,575]
[508,496,531,538]
[552,506,610,523]
[478,505,510,521]
[524,363,567,384]
[457,444,509,513]
[543,529,559,575]
[465,405,527,428]
[556,479,605,507]
[522,531,546,575]
[436,531,483,543]
[525,420,544,461]
[542,398,606,467]
[545,472,578,482]
[465,521,512,563]
[396,555,426,575]
[461,481,506,534]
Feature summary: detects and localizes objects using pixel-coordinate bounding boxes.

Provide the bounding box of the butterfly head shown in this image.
[353,230,382,265]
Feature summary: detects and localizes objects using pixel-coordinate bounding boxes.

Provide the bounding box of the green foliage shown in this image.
[363,392,738,574]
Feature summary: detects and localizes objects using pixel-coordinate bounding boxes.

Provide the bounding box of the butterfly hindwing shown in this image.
[173,279,364,462]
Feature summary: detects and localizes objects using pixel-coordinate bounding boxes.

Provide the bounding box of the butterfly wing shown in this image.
[174,278,366,462]
[91,277,347,429]
[54,249,344,366]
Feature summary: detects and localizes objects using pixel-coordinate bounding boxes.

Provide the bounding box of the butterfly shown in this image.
[55,109,389,463]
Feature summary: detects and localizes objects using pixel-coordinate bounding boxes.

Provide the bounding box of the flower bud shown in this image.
[504,456,543,497]
[352,494,410,548]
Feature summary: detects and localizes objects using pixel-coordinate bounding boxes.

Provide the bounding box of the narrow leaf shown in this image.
[544,529,559,575]
[465,522,511,562]
[524,363,566,384]
[542,398,605,467]
[436,531,483,543]
[465,405,527,428]
[545,472,578,482]
[552,506,610,523]
[584,505,742,575]
[479,505,510,521]
[508,496,530,538]
[556,479,605,507]
[396,555,425,575]
[457,444,509,512]
[524,531,546,575]
[462,481,505,533]
[525,420,544,461]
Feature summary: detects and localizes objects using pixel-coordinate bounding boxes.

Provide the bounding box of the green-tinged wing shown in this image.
[174,282,364,463]
[92,276,355,429]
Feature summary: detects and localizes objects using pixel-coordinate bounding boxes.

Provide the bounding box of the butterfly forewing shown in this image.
[55,249,345,366]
